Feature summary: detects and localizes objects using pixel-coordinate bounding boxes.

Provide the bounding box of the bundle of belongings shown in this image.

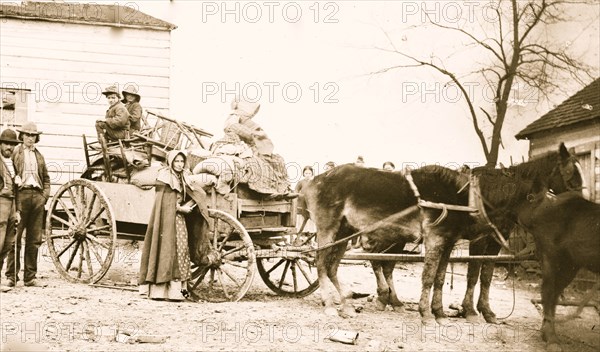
[187,99,290,195]
[130,99,291,197]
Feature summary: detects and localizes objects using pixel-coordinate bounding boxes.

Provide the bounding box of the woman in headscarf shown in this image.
[203,99,290,195]
[138,150,207,301]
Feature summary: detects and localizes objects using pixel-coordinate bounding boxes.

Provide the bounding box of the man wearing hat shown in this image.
[0,129,22,292]
[122,84,143,133]
[95,85,130,141]
[5,122,50,288]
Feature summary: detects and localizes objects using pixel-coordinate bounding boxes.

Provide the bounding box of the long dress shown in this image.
[138,182,191,300]
[294,178,316,234]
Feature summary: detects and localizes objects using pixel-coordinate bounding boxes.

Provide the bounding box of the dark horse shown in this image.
[517,190,598,351]
[305,143,583,321]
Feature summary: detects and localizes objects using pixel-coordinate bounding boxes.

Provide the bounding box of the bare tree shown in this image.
[375,0,597,166]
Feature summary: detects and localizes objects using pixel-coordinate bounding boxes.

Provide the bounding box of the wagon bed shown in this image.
[45,112,319,302]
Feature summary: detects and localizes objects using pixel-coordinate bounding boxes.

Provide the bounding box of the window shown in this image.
[1,88,29,127]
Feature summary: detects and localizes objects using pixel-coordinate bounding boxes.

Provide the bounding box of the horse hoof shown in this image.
[339,304,357,319]
[421,315,436,326]
[435,317,450,326]
[375,299,387,311]
[324,307,338,317]
[465,314,480,323]
[392,305,405,313]
[483,315,498,324]
[547,342,562,352]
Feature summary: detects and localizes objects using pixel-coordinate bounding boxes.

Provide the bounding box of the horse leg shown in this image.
[541,257,578,351]
[477,240,501,324]
[383,261,404,312]
[316,229,344,316]
[419,229,446,324]
[371,260,390,311]
[462,239,486,322]
[431,241,455,324]
[462,261,482,322]
[327,241,356,318]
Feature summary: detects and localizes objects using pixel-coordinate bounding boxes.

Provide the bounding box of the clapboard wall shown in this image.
[527,123,600,203]
[0,18,172,196]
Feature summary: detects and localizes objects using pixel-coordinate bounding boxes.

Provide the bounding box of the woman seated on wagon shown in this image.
[188,99,291,196]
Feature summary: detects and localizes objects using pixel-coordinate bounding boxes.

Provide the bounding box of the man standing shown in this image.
[5,122,50,288]
[0,129,21,292]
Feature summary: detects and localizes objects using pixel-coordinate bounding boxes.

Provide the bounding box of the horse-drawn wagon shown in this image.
[44,112,319,302]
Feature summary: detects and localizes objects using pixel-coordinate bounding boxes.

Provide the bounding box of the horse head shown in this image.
[545,143,586,197]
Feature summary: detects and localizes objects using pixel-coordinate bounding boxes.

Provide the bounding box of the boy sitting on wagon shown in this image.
[95,85,130,142]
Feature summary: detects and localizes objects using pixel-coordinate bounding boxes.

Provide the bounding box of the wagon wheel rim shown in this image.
[45,179,117,284]
[187,209,256,302]
[256,253,319,298]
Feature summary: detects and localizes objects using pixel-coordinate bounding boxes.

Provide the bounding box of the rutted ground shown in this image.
[0,242,598,352]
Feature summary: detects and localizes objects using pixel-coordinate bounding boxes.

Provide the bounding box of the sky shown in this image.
[57,1,600,178]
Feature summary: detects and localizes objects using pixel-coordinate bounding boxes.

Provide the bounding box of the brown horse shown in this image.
[372,143,583,324]
[304,163,463,316]
[517,190,598,351]
[307,143,583,321]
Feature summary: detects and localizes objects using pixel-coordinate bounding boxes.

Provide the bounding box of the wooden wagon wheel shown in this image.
[45,179,117,284]
[187,209,256,302]
[256,246,319,298]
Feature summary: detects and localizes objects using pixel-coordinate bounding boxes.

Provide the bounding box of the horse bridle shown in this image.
[549,156,585,193]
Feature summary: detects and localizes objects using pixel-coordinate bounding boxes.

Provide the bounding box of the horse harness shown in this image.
[404,169,512,252]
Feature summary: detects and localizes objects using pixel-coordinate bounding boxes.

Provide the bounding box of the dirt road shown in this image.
[1,242,598,351]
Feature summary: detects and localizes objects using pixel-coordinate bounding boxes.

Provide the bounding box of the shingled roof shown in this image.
[516,78,600,139]
[0,1,176,31]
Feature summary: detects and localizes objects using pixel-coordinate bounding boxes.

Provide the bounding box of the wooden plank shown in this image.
[239,199,294,213]
[0,35,170,58]
[0,25,170,46]
[1,79,170,100]
[2,55,170,77]
[342,252,534,262]
[1,67,170,87]
[4,45,170,68]
[1,19,171,40]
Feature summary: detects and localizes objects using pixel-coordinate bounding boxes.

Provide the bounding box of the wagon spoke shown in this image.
[278,260,291,290]
[84,192,97,224]
[222,258,247,269]
[217,231,234,252]
[77,185,87,220]
[216,269,231,299]
[222,245,246,258]
[67,187,83,220]
[82,240,94,278]
[295,259,314,284]
[85,207,106,228]
[291,261,298,292]
[51,214,73,229]
[86,238,103,264]
[50,232,72,240]
[77,243,84,279]
[86,234,110,250]
[219,266,242,288]
[265,259,286,275]
[86,225,111,233]
[57,198,78,226]
[57,239,77,258]
[190,266,209,291]
[65,241,81,272]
